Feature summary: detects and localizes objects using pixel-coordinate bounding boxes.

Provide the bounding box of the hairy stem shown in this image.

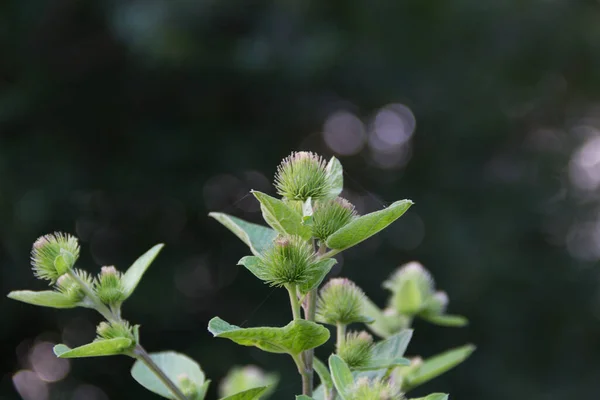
[287,284,301,320]
[67,270,189,400]
[292,353,312,395]
[134,345,189,400]
[336,323,347,351]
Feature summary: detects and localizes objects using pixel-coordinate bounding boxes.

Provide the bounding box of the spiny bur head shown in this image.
[347,377,404,400]
[94,266,126,306]
[56,269,92,302]
[275,151,330,201]
[316,278,367,325]
[260,235,316,287]
[383,261,435,315]
[425,290,449,315]
[311,197,357,240]
[177,374,198,398]
[31,233,80,284]
[338,331,373,369]
[96,320,135,342]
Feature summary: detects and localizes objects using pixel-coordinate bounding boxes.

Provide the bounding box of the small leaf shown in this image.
[329,355,354,400]
[302,197,313,223]
[219,365,278,399]
[208,317,330,356]
[131,351,206,400]
[296,396,314,400]
[420,314,468,327]
[7,290,77,309]
[252,191,312,240]
[299,258,338,293]
[403,344,475,391]
[355,330,413,376]
[326,200,413,250]
[209,212,278,256]
[324,157,343,199]
[396,279,423,314]
[313,357,333,391]
[361,296,395,338]
[219,386,269,400]
[410,394,449,400]
[237,256,270,282]
[122,243,164,299]
[53,338,133,358]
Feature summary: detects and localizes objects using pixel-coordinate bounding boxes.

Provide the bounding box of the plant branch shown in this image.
[67,270,114,321]
[134,345,189,400]
[286,284,301,320]
[291,353,312,395]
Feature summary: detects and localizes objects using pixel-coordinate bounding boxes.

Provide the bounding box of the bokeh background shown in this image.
[2,1,600,399]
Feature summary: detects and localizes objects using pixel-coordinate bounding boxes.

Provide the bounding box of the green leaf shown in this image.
[396,279,423,314]
[355,329,413,375]
[219,365,278,399]
[421,313,468,327]
[209,212,278,256]
[362,296,396,338]
[208,317,330,356]
[252,191,312,240]
[53,338,133,358]
[403,344,476,391]
[329,355,354,400]
[296,396,314,400]
[299,258,338,293]
[220,386,269,400]
[411,394,449,400]
[324,157,343,199]
[122,243,164,300]
[237,256,270,282]
[131,351,207,400]
[326,199,413,250]
[7,290,77,309]
[313,357,333,391]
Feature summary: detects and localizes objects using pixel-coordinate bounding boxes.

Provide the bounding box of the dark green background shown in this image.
[2,1,600,399]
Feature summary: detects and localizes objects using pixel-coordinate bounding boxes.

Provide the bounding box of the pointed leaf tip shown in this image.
[209,212,277,255]
[122,243,165,300]
[8,290,78,309]
[219,386,270,400]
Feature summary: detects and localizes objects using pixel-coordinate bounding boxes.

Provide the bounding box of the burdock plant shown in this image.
[8,151,474,400]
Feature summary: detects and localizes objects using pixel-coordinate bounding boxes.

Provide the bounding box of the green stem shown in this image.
[336,323,347,351]
[292,353,311,396]
[67,270,189,400]
[134,345,189,400]
[287,284,301,320]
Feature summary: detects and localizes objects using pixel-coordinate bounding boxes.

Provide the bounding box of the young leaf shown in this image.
[421,313,468,327]
[329,355,354,400]
[395,279,423,314]
[362,296,396,338]
[326,200,413,250]
[296,396,314,400]
[209,212,278,255]
[298,258,338,293]
[237,256,271,282]
[131,351,207,400]
[219,365,278,399]
[354,329,413,375]
[7,290,77,309]
[313,357,333,392]
[251,191,312,240]
[208,317,330,355]
[53,338,133,358]
[410,394,449,400]
[324,157,343,199]
[122,243,164,300]
[219,386,269,400]
[403,344,476,391]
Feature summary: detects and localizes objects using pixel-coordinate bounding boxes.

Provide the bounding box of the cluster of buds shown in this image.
[94,266,126,306]
[259,235,316,287]
[316,278,370,326]
[337,331,373,368]
[347,377,404,400]
[275,151,331,201]
[56,270,92,303]
[310,197,357,241]
[31,233,80,283]
[383,261,440,316]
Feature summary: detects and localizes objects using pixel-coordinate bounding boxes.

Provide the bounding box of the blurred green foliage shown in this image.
[2,0,600,399]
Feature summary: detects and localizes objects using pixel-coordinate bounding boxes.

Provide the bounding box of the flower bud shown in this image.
[383,262,434,315]
[316,278,369,325]
[275,151,331,201]
[425,291,449,315]
[94,266,126,306]
[260,236,316,287]
[30,233,80,283]
[311,197,357,240]
[56,269,92,303]
[178,374,198,399]
[96,320,136,342]
[347,377,404,400]
[337,331,373,369]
